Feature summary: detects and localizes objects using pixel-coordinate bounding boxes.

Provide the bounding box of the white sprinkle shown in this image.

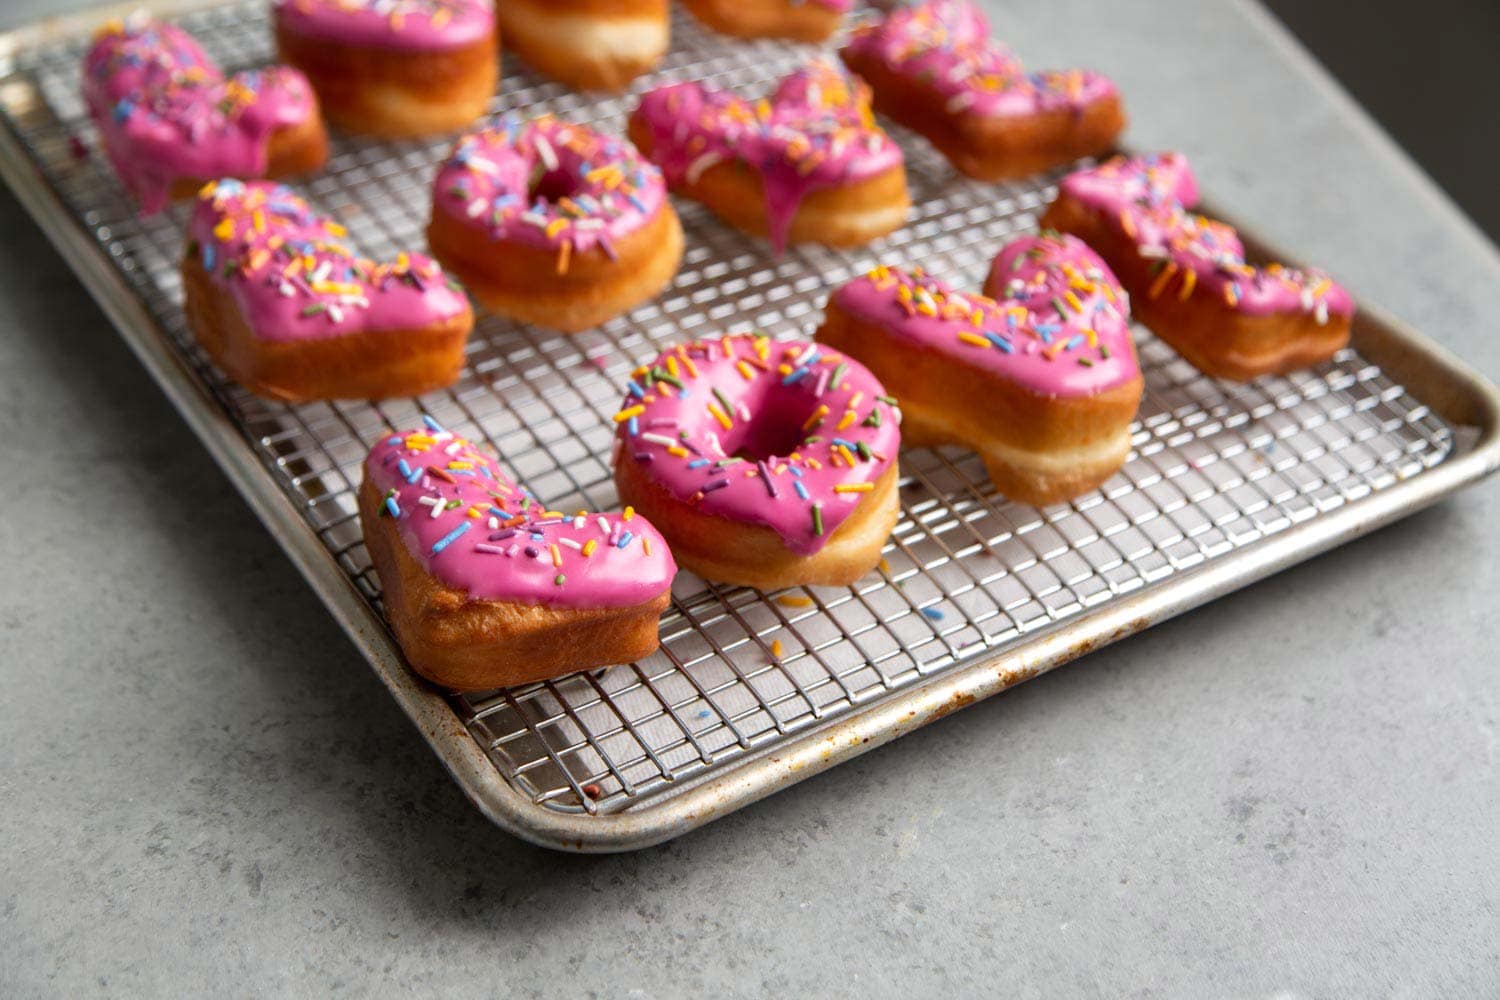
[558,537,582,551]
[466,198,487,218]
[488,516,499,530]
[686,152,724,184]
[597,516,610,534]
[640,432,677,448]
[534,134,559,171]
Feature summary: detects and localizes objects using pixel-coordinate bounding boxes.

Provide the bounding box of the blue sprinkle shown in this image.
[201,244,215,271]
[789,467,805,478]
[488,506,509,518]
[616,531,634,549]
[984,331,1014,353]
[794,481,809,500]
[383,497,400,518]
[627,380,646,398]
[422,414,445,432]
[1064,334,1085,351]
[628,416,639,436]
[782,365,811,385]
[431,521,472,554]
[687,458,709,469]
[397,458,413,478]
[921,607,944,621]
[404,465,424,483]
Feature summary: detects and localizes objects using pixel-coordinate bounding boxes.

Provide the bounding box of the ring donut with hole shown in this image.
[83,13,328,215]
[182,179,473,401]
[427,114,683,332]
[497,0,669,92]
[272,0,498,138]
[627,61,910,254]
[1041,153,1355,381]
[681,0,850,44]
[612,335,903,590]
[817,232,1142,506]
[839,0,1125,182]
[360,419,678,690]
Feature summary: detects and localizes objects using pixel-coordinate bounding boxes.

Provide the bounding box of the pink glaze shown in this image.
[631,61,904,252]
[613,336,902,556]
[1058,153,1355,321]
[189,178,469,342]
[367,423,676,608]
[842,0,1118,119]
[432,115,668,258]
[274,0,494,51]
[82,14,319,214]
[830,232,1138,398]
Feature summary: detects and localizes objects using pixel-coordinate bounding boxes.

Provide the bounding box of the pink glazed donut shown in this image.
[82,13,327,214]
[627,61,910,254]
[427,114,683,332]
[819,232,1143,505]
[612,335,903,590]
[360,420,678,690]
[1042,153,1355,380]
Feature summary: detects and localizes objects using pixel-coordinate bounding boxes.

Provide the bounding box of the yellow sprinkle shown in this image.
[613,405,645,423]
[325,222,347,238]
[666,355,680,378]
[212,218,234,241]
[836,409,857,431]
[623,506,635,520]
[801,404,829,431]
[667,445,689,458]
[957,332,991,348]
[776,595,813,608]
[708,402,733,430]
[549,544,562,568]
[545,218,568,239]
[879,558,891,574]
[736,360,756,381]
[582,539,597,557]
[643,536,652,556]
[1148,262,1178,300]
[771,639,784,659]
[1178,267,1197,301]
[556,240,571,276]
[834,482,874,493]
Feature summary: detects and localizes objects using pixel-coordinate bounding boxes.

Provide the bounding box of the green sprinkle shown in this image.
[876,394,898,405]
[300,303,326,317]
[444,499,462,509]
[862,408,882,428]
[829,362,848,391]
[652,367,684,389]
[554,574,566,586]
[811,503,824,537]
[712,387,734,415]
[856,441,873,461]
[1051,296,1068,316]
[1078,357,1095,367]
[1100,344,1111,359]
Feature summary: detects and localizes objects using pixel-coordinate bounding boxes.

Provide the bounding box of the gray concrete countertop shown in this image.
[2,1,1497,996]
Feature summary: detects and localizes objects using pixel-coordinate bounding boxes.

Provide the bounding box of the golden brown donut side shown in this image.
[274,22,498,137]
[614,459,900,591]
[841,48,1125,182]
[816,299,1141,506]
[681,0,844,43]
[357,480,670,691]
[1042,194,1352,381]
[626,115,910,248]
[497,0,668,92]
[426,200,684,333]
[181,254,471,402]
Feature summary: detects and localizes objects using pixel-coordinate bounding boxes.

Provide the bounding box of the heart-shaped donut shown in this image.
[83,14,327,214]
[360,420,677,690]
[628,60,910,252]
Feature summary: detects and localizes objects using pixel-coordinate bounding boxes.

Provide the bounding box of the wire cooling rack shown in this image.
[3,0,1497,848]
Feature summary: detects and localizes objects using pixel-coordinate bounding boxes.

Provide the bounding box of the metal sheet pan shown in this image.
[2,0,1496,851]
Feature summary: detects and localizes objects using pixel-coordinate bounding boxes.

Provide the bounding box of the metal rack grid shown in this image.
[0,3,1463,824]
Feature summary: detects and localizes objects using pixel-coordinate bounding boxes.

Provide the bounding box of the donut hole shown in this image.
[727,393,821,463]
[529,166,582,204]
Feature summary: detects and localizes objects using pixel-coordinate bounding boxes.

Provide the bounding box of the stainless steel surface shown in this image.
[2,0,1496,852]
